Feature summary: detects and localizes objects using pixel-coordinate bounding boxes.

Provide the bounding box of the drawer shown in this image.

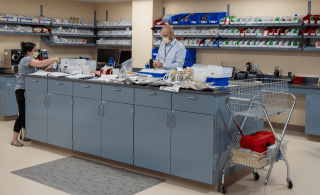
[73,82,101,100]
[172,93,214,115]
[135,88,171,109]
[48,80,73,96]
[288,88,306,94]
[307,89,320,95]
[25,77,47,93]
[102,85,134,104]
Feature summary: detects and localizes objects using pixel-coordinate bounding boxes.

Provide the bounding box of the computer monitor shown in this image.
[119,51,132,64]
[97,49,119,63]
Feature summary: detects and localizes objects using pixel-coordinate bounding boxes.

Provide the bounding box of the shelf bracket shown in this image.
[163,7,165,17]
[40,5,44,17]
[308,1,311,15]
[227,4,230,17]
[106,10,108,21]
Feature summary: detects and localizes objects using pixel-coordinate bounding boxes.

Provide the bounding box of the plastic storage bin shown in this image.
[206,77,229,86]
[171,14,189,25]
[207,12,227,24]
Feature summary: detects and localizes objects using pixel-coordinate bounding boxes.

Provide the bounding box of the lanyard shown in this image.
[164,41,176,63]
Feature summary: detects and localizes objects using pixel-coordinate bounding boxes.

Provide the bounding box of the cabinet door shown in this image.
[305,94,320,136]
[5,80,18,116]
[101,101,133,164]
[134,106,171,174]
[47,94,73,149]
[25,91,48,143]
[171,111,214,184]
[73,97,101,157]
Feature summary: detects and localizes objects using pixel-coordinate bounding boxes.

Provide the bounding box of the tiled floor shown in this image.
[1,120,320,195]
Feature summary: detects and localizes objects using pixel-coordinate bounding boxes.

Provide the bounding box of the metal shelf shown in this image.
[220,23,303,27]
[304,24,320,26]
[42,37,96,46]
[51,24,96,28]
[155,24,219,28]
[220,35,302,39]
[154,34,219,38]
[0,31,50,35]
[0,21,51,26]
[303,46,320,51]
[96,26,132,29]
[51,33,96,37]
[153,45,218,49]
[97,35,132,38]
[220,46,302,50]
[304,36,320,39]
[96,44,132,47]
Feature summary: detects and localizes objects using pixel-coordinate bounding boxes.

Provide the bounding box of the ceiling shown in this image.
[74,0,131,3]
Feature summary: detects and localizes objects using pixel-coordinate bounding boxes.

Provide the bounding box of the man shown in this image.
[154,25,186,69]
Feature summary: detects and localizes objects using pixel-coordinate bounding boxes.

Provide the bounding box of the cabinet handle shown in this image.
[112,89,121,91]
[171,116,175,127]
[56,82,63,85]
[187,96,197,100]
[97,105,100,115]
[32,80,38,82]
[147,92,157,95]
[101,106,104,116]
[43,97,46,106]
[82,85,90,88]
[166,115,169,126]
[46,98,49,107]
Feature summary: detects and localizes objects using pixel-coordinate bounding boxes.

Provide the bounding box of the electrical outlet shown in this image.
[254,64,259,71]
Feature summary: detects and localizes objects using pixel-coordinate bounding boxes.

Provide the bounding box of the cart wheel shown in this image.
[287,180,293,189]
[253,172,260,180]
[221,184,227,194]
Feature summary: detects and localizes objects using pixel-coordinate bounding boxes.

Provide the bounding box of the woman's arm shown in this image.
[29,58,59,68]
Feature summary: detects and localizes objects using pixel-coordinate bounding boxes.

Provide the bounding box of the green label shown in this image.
[275,18,280,21]
[237,41,240,45]
[253,43,256,45]
[259,19,262,22]
[269,42,273,45]
[294,18,298,20]
[259,30,262,33]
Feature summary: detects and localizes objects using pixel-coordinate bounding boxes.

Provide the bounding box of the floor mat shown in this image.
[11,156,165,195]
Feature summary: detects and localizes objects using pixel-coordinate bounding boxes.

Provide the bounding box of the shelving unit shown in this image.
[97,35,132,37]
[304,36,320,38]
[220,23,303,27]
[96,44,131,47]
[154,34,219,38]
[42,37,96,46]
[51,33,96,37]
[0,31,50,35]
[0,21,51,26]
[220,47,302,50]
[97,26,132,29]
[303,45,320,51]
[51,24,96,28]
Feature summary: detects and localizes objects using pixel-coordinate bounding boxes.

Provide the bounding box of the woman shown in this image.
[12,42,59,147]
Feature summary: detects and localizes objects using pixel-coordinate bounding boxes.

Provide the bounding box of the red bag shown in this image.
[240,131,275,153]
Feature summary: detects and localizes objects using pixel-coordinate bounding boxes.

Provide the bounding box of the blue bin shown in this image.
[137,71,167,78]
[196,13,212,24]
[179,13,196,25]
[152,48,159,59]
[207,12,227,24]
[206,77,229,87]
[171,14,189,25]
[185,49,197,60]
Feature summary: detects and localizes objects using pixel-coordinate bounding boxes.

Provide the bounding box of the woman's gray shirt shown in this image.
[15,56,37,91]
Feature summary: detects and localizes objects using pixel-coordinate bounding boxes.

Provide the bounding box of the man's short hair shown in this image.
[163,25,174,34]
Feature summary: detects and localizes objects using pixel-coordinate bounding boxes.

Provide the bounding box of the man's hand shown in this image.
[45,65,53,72]
[153,61,163,68]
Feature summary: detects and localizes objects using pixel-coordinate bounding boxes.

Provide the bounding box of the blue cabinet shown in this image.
[0,76,18,117]
[25,91,48,143]
[171,110,215,184]
[101,101,134,164]
[73,97,102,157]
[134,105,171,174]
[305,90,320,136]
[47,94,73,149]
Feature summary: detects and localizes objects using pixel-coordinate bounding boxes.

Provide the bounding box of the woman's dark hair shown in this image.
[21,42,36,55]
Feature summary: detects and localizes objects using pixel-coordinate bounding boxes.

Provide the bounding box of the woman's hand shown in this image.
[44,65,53,72]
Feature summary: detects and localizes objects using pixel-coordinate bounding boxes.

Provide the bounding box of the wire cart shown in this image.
[221,78,296,195]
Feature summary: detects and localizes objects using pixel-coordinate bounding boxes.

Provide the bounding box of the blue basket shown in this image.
[185,49,197,60]
[208,12,227,24]
[152,48,159,59]
[196,13,212,24]
[206,77,229,87]
[171,14,189,25]
[184,59,196,67]
[189,13,201,25]
[179,13,196,25]
[137,71,167,78]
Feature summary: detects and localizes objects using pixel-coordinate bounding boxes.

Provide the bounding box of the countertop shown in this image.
[0,74,17,78]
[25,75,320,96]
